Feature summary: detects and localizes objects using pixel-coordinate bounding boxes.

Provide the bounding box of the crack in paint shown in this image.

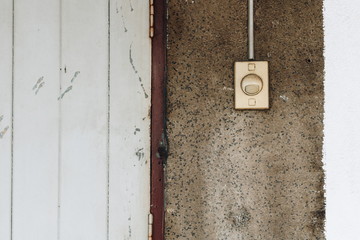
[0,115,3,123]
[231,207,251,228]
[129,43,148,98]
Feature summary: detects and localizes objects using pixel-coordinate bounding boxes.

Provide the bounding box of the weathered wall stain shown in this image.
[165,0,324,239]
[229,207,251,229]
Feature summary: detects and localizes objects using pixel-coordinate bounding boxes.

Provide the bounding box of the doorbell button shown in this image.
[241,74,263,96]
[234,61,269,110]
[245,85,259,95]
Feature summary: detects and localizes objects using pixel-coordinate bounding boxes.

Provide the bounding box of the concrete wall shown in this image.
[324,1,360,239]
[165,0,324,239]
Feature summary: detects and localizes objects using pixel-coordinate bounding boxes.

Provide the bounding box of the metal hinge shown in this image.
[149,0,154,38]
[148,213,153,240]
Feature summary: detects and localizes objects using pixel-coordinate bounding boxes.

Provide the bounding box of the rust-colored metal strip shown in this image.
[151,0,166,239]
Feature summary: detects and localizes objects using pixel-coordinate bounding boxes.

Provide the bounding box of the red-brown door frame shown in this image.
[151,0,166,239]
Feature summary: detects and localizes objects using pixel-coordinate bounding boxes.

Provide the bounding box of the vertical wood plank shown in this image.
[0,1,13,239]
[12,0,60,239]
[109,0,151,239]
[59,1,109,239]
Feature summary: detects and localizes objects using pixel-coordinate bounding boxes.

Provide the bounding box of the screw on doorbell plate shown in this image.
[234,61,269,110]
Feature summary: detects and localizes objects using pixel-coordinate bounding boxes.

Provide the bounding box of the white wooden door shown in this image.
[0,1,151,239]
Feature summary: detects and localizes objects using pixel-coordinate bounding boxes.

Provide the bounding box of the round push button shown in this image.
[241,74,263,96]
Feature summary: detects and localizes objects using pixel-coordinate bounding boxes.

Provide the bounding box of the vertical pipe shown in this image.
[248,0,255,60]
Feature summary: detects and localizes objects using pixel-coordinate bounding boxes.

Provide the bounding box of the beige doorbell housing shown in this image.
[235,0,269,110]
[235,61,269,109]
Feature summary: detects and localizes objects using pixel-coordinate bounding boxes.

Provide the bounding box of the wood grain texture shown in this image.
[12,0,60,239]
[0,1,13,239]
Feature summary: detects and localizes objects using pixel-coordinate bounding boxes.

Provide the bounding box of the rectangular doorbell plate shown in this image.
[234,61,269,110]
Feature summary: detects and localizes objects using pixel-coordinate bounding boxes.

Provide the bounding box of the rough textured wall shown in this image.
[165,0,324,239]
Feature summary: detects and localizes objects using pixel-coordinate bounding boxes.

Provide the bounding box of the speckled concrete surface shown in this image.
[165,0,324,239]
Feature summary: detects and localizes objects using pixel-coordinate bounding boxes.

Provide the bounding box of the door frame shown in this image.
[151,0,167,239]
